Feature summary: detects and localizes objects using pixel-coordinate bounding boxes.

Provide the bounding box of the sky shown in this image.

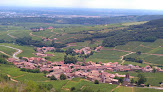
[0,0,163,10]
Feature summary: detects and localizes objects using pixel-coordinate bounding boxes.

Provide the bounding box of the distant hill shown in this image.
[102,18,163,47]
[1,15,163,25]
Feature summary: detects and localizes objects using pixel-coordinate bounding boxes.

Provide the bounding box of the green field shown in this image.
[0,43,36,57]
[114,86,163,92]
[0,46,16,56]
[46,52,65,62]
[85,50,128,63]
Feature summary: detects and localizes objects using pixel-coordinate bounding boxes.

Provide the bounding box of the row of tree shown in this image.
[20,68,40,73]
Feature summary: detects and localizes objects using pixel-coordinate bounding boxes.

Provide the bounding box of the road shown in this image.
[0,45,22,60]
[120,52,135,65]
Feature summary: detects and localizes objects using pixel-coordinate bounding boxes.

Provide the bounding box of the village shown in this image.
[7,46,163,86]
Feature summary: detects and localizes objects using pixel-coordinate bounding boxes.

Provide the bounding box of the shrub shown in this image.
[60,74,66,80]
[94,80,99,84]
[50,75,57,80]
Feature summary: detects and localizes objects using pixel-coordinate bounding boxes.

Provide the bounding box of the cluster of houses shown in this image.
[7,56,163,86]
[73,46,103,55]
[35,47,55,57]
[36,47,55,53]
[31,26,54,32]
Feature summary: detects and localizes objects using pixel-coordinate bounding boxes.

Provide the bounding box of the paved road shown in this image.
[0,45,22,60]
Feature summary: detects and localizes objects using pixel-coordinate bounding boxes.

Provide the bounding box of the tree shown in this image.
[90,51,94,55]
[130,78,135,84]
[64,55,77,64]
[70,66,74,69]
[71,87,76,91]
[60,74,66,80]
[0,55,9,59]
[81,51,84,54]
[136,51,141,55]
[152,68,156,73]
[24,80,39,92]
[118,77,124,83]
[50,75,57,80]
[137,74,147,85]
[94,80,99,84]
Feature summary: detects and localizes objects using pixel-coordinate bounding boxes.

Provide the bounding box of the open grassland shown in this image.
[0,43,36,57]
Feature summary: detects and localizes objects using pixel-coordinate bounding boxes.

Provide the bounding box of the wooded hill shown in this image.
[102,18,163,47]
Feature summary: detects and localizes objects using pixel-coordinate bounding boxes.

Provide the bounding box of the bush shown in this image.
[50,75,57,80]
[60,74,66,80]
[94,80,99,84]
[71,87,76,91]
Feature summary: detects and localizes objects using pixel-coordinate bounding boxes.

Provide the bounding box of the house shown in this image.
[160,83,163,87]
[48,26,54,29]
[28,57,46,64]
[8,58,17,62]
[95,46,103,52]
[35,53,47,57]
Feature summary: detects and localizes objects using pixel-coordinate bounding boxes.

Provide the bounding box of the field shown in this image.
[0,21,162,91]
[0,64,118,91]
[113,39,163,65]
[45,52,65,62]
[0,46,16,56]
[0,43,36,57]
[114,86,163,92]
[107,70,163,86]
[85,50,128,63]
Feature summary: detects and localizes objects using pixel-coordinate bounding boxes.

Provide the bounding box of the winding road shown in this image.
[0,45,22,60]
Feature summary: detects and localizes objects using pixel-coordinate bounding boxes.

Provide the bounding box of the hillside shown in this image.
[102,18,163,47]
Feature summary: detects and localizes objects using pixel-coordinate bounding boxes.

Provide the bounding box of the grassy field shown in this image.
[0,64,118,91]
[46,52,65,62]
[114,86,163,92]
[126,53,163,65]
[113,39,163,65]
[63,78,117,92]
[122,21,147,26]
[85,50,128,63]
[0,46,16,56]
[0,43,36,57]
[114,86,133,92]
[134,87,163,92]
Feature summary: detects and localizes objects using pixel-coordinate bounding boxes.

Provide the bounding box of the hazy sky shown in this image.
[0,0,163,10]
